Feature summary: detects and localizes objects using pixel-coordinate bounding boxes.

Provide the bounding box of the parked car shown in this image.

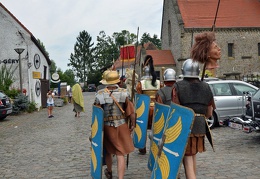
[88,84,96,92]
[206,80,259,128]
[0,91,12,120]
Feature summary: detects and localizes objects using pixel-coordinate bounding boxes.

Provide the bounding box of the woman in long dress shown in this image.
[72,83,85,117]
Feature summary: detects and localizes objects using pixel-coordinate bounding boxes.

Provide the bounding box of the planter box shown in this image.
[55,99,64,107]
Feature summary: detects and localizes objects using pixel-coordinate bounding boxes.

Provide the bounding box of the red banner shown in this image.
[120,45,135,61]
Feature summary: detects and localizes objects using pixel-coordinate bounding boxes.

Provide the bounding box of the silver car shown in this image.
[207,80,259,128]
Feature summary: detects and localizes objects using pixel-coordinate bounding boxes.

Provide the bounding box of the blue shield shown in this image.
[151,103,195,179]
[133,94,151,149]
[91,105,104,179]
[148,102,170,171]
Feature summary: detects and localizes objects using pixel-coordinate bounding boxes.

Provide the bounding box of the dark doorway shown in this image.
[40,79,49,108]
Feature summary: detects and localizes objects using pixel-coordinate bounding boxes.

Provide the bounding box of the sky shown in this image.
[1,0,163,71]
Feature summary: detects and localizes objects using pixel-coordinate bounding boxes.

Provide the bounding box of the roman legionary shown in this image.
[172,58,215,179]
[155,68,176,105]
[136,55,161,154]
[94,70,135,179]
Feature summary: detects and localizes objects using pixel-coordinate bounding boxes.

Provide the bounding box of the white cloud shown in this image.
[1,0,163,71]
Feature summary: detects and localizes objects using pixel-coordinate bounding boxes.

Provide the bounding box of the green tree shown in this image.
[50,59,57,75]
[95,31,120,71]
[37,39,50,58]
[0,64,18,92]
[140,33,161,49]
[112,30,137,47]
[68,30,96,82]
[63,69,76,86]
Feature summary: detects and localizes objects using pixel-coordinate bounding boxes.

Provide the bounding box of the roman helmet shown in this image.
[99,70,110,83]
[181,59,200,78]
[163,68,176,81]
[102,70,120,85]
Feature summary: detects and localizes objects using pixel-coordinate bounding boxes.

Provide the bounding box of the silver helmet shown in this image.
[181,59,200,78]
[163,68,176,81]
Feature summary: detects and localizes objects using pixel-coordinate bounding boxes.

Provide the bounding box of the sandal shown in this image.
[104,168,112,179]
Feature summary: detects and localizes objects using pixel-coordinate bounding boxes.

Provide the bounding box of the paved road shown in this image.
[1,92,260,179]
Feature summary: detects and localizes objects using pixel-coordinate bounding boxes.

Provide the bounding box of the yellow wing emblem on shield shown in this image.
[91,116,98,171]
[154,113,165,135]
[134,100,146,141]
[158,152,170,179]
[91,116,98,138]
[136,101,145,118]
[157,116,182,178]
[165,117,182,144]
[134,124,142,142]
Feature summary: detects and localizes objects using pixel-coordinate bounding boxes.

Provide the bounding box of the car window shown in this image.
[0,92,6,98]
[210,83,232,96]
[252,90,260,100]
[232,83,257,95]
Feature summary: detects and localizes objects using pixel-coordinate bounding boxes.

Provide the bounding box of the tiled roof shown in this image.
[146,50,175,66]
[178,0,260,28]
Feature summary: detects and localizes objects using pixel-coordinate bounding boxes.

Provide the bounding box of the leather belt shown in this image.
[195,113,205,117]
[104,115,125,121]
[104,119,126,127]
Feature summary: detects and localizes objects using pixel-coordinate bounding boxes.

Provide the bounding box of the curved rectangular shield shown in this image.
[151,103,195,179]
[91,105,104,179]
[133,93,151,149]
[148,102,170,171]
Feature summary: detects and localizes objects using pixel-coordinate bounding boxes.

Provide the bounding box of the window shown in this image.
[168,20,172,46]
[232,83,257,96]
[258,43,260,56]
[210,83,231,96]
[228,43,234,57]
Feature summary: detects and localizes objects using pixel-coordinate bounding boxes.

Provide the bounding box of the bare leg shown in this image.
[117,155,125,179]
[105,153,112,172]
[193,155,196,174]
[50,106,53,116]
[183,155,196,179]
[48,106,51,117]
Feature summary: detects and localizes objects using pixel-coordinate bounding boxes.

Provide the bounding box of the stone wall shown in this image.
[161,0,260,78]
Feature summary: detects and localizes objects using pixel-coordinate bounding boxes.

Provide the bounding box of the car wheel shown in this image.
[207,112,218,129]
[0,116,7,120]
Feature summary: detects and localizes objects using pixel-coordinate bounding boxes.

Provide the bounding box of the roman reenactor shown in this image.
[94,70,135,179]
[136,55,161,154]
[155,68,177,105]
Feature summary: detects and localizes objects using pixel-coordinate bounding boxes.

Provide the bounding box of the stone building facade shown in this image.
[161,0,260,79]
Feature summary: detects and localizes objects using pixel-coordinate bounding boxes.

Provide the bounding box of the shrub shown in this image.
[0,64,17,92]
[27,101,37,113]
[12,93,29,114]
[5,88,19,99]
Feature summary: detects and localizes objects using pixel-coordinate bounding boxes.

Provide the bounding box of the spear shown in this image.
[126,27,139,169]
[201,0,221,81]
[200,0,221,152]
[131,27,139,101]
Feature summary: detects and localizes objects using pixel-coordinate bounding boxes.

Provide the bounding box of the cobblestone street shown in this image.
[1,92,260,179]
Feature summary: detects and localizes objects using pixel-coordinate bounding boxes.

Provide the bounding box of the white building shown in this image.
[0,3,51,108]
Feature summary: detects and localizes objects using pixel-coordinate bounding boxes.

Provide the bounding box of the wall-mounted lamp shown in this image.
[14,48,25,92]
